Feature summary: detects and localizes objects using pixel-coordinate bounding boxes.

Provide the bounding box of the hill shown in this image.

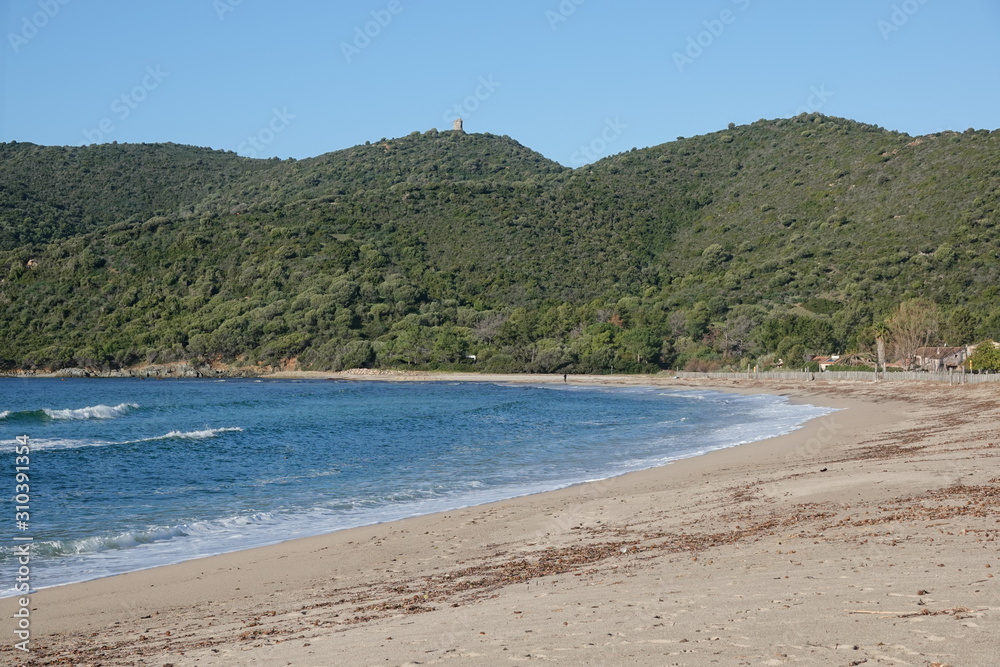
[1,116,998,374]
[0,141,274,249]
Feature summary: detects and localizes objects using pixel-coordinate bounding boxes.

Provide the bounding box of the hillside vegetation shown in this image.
[1,115,998,374]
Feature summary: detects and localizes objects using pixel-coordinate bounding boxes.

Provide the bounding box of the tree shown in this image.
[700,244,731,271]
[432,325,469,364]
[942,307,977,345]
[616,328,661,365]
[667,311,687,339]
[967,342,1000,372]
[871,322,890,376]
[887,299,940,368]
[716,315,756,359]
[472,312,506,344]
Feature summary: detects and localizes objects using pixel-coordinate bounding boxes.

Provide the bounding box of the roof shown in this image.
[914,347,965,360]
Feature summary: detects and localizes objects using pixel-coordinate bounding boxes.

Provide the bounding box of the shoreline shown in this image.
[2,377,997,665]
[0,372,840,600]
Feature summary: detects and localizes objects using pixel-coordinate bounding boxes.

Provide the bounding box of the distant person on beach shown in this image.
[563,373,567,382]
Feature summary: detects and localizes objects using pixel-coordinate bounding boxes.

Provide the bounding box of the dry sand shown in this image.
[2,375,998,666]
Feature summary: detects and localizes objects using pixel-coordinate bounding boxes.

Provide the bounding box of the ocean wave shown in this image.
[0,409,49,423]
[4,404,137,425]
[22,511,284,559]
[14,427,243,452]
[15,438,97,452]
[127,427,244,443]
[250,468,341,487]
[657,391,708,399]
[42,403,139,420]
[31,526,192,557]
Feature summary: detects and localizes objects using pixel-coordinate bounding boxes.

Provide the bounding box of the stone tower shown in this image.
[453,118,464,132]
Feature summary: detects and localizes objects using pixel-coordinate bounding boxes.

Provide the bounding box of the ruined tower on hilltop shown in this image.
[453,118,464,132]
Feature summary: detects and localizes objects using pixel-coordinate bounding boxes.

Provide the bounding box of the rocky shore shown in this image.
[1,363,263,379]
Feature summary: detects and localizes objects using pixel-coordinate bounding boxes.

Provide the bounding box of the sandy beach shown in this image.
[2,375,997,666]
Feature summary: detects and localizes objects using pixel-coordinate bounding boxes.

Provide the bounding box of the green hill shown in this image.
[0,141,273,249]
[1,115,998,374]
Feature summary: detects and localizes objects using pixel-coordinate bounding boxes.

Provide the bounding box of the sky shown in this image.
[2,0,998,166]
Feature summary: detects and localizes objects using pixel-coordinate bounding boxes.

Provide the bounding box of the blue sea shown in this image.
[0,379,834,596]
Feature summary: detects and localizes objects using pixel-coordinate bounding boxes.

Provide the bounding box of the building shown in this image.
[968,341,1000,355]
[913,347,967,372]
[811,354,841,371]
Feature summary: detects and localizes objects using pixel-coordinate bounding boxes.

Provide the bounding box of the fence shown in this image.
[669,370,1000,384]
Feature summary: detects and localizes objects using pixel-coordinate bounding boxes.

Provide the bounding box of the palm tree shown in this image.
[872,322,890,379]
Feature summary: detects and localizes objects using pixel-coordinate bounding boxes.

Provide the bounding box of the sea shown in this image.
[0,378,835,597]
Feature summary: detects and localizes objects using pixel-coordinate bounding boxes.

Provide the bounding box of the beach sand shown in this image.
[2,375,997,666]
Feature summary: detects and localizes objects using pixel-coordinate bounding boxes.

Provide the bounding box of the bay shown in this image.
[0,378,834,595]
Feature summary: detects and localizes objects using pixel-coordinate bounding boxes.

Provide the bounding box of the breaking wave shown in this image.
[126,427,244,443]
[0,403,139,422]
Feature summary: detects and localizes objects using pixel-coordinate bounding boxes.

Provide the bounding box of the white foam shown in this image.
[130,427,243,443]
[13,427,243,452]
[43,403,139,420]
[16,438,98,452]
[657,391,709,399]
[36,526,192,557]
[250,468,341,487]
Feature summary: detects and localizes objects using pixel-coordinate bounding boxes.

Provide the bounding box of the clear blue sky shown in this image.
[2,0,998,166]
